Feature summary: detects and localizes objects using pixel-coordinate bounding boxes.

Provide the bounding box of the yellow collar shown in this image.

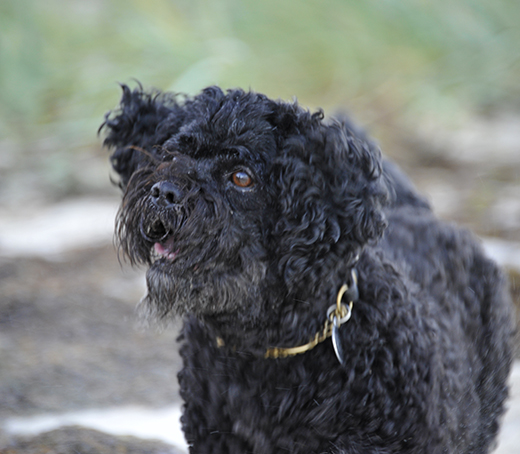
[217,269,358,361]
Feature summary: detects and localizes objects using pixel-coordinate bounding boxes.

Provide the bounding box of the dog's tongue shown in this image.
[154,237,178,260]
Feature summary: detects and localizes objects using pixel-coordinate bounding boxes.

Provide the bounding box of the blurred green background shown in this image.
[1,0,519,202]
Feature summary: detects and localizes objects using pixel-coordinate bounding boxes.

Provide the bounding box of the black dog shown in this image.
[102,85,514,454]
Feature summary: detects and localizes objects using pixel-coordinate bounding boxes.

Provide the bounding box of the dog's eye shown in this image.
[231,170,254,188]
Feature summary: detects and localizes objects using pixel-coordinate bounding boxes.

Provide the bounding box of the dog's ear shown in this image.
[270,109,389,293]
[100,84,186,189]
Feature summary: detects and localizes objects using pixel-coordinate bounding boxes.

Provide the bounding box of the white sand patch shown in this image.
[495,362,520,454]
[482,237,520,273]
[3,404,187,451]
[0,197,118,258]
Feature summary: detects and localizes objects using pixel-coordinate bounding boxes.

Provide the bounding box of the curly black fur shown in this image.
[101,85,514,454]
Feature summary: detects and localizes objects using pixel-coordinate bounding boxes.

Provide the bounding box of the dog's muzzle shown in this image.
[139,178,192,261]
[139,179,186,243]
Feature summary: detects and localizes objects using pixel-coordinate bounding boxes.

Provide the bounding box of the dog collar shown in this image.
[264,269,358,364]
[216,269,358,364]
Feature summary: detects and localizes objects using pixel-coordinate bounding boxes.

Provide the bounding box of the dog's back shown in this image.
[381,196,513,452]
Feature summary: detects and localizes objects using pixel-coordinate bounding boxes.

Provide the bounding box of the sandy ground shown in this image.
[0,218,185,453]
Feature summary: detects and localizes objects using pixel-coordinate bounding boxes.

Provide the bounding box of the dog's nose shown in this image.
[150,181,183,207]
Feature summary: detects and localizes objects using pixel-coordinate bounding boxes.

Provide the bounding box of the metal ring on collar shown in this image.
[327,303,352,326]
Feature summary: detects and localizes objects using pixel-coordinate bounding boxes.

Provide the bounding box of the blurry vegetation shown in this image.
[0,0,519,155]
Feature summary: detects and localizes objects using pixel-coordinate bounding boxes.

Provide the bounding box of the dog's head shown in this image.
[102,85,388,328]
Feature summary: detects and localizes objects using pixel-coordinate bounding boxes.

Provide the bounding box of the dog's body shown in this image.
[102,86,513,454]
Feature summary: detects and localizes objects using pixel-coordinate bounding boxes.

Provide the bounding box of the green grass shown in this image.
[1,0,519,152]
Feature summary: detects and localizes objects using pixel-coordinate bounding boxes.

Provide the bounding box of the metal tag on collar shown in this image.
[332,315,346,365]
[328,269,357,364]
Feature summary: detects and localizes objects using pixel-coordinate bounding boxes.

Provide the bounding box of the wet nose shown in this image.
[150,181,184,207]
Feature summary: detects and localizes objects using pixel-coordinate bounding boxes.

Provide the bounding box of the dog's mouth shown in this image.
[154,236,179,261]
[140,216,180,262]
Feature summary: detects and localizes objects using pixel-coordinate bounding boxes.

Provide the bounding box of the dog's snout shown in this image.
[151,181,183,207]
